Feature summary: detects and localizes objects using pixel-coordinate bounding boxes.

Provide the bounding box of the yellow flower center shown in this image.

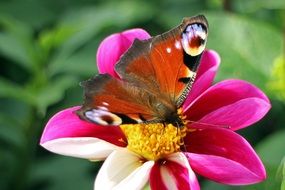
[120,122,187,161]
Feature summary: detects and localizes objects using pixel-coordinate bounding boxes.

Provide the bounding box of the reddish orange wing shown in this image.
[116,15,208,106]
[77,15,208,125]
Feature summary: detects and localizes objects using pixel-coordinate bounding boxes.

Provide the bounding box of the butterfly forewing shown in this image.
[116,15,208,106]
[78,15,208,126]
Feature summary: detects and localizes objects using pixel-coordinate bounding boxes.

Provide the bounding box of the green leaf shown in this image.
[143,183,151,190]
[279,158,285,190]
[34,75,78,115]
[203,181,237,190]
[256,130,285,166]
[0,98,32,126]
[0,33,32,70]
[29,156,99,190]
[0,1,56,29]
[47,1,154,77]
[0,113,25,149]
[39,24,79,57]
[0,16,39,71]
[47,41,98,77]
[0,77,36,106]
[158,0,206,24]
[259,0,285,9]
[205,12,283,92]
[234,0,285,11]
[267,56,285,101]
[0,148,19,190]
[243,130,285,190]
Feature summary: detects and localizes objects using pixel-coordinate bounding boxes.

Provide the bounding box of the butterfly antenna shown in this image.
[187,120,231,129]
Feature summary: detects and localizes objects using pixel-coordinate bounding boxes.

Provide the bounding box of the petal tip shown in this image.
[96,28,150,77]
[205,49,221,66]
[122,28,151,39]
[40,106,81,144]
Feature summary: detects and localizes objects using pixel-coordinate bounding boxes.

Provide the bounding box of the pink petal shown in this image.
[183,79,270,130]
[183,50,220,107]
[120,28,151,44]
[96,28,150,78]
[95,149,154,189]
[185,128,266,185]
[40,106,127,147]
[196,50,221,80]
[150,153,200,190]
[41,137,121,160]
[190,97,270,130]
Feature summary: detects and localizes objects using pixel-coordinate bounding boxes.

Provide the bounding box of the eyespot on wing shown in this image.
[181,22,208,56]
[85,108,122,126]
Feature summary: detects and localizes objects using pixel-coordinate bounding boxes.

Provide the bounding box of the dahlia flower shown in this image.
[40,28,270,190]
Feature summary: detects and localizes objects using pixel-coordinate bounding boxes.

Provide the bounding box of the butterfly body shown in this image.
[77,15,208,128]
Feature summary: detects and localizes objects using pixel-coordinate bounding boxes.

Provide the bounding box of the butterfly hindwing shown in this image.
[77,74,165,125]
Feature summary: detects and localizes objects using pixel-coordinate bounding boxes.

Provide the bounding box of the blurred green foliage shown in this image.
[0,0,284,189]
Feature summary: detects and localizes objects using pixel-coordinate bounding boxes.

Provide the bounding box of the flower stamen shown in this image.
[120,123,187,161]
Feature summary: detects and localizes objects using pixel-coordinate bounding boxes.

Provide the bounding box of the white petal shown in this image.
[95,149,154,190]
[41,137,121,160]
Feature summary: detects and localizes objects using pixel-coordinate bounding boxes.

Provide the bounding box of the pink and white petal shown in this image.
[183,51,220,108]
[189,97,270,130]
[149,162,168,190]
[95,149,154,190]
[166,153,200,190]
[96,28,150,78]
[41,137,121,160]
[185,128,266,185]
[183,79,270,123]
[40,106,127,147]
[150,153,199,190]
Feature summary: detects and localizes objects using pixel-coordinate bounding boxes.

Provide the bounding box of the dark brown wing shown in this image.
[77,74,173,125]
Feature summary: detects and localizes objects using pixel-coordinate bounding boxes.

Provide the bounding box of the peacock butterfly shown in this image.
[77,15,208,128]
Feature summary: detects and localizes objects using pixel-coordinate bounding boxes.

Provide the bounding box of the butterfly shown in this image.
[77,15,208,128]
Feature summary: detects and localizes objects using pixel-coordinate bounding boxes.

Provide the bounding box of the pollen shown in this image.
[120,123,187,161]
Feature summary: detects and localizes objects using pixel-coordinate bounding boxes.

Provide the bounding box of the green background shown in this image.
[0,0,284,189]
